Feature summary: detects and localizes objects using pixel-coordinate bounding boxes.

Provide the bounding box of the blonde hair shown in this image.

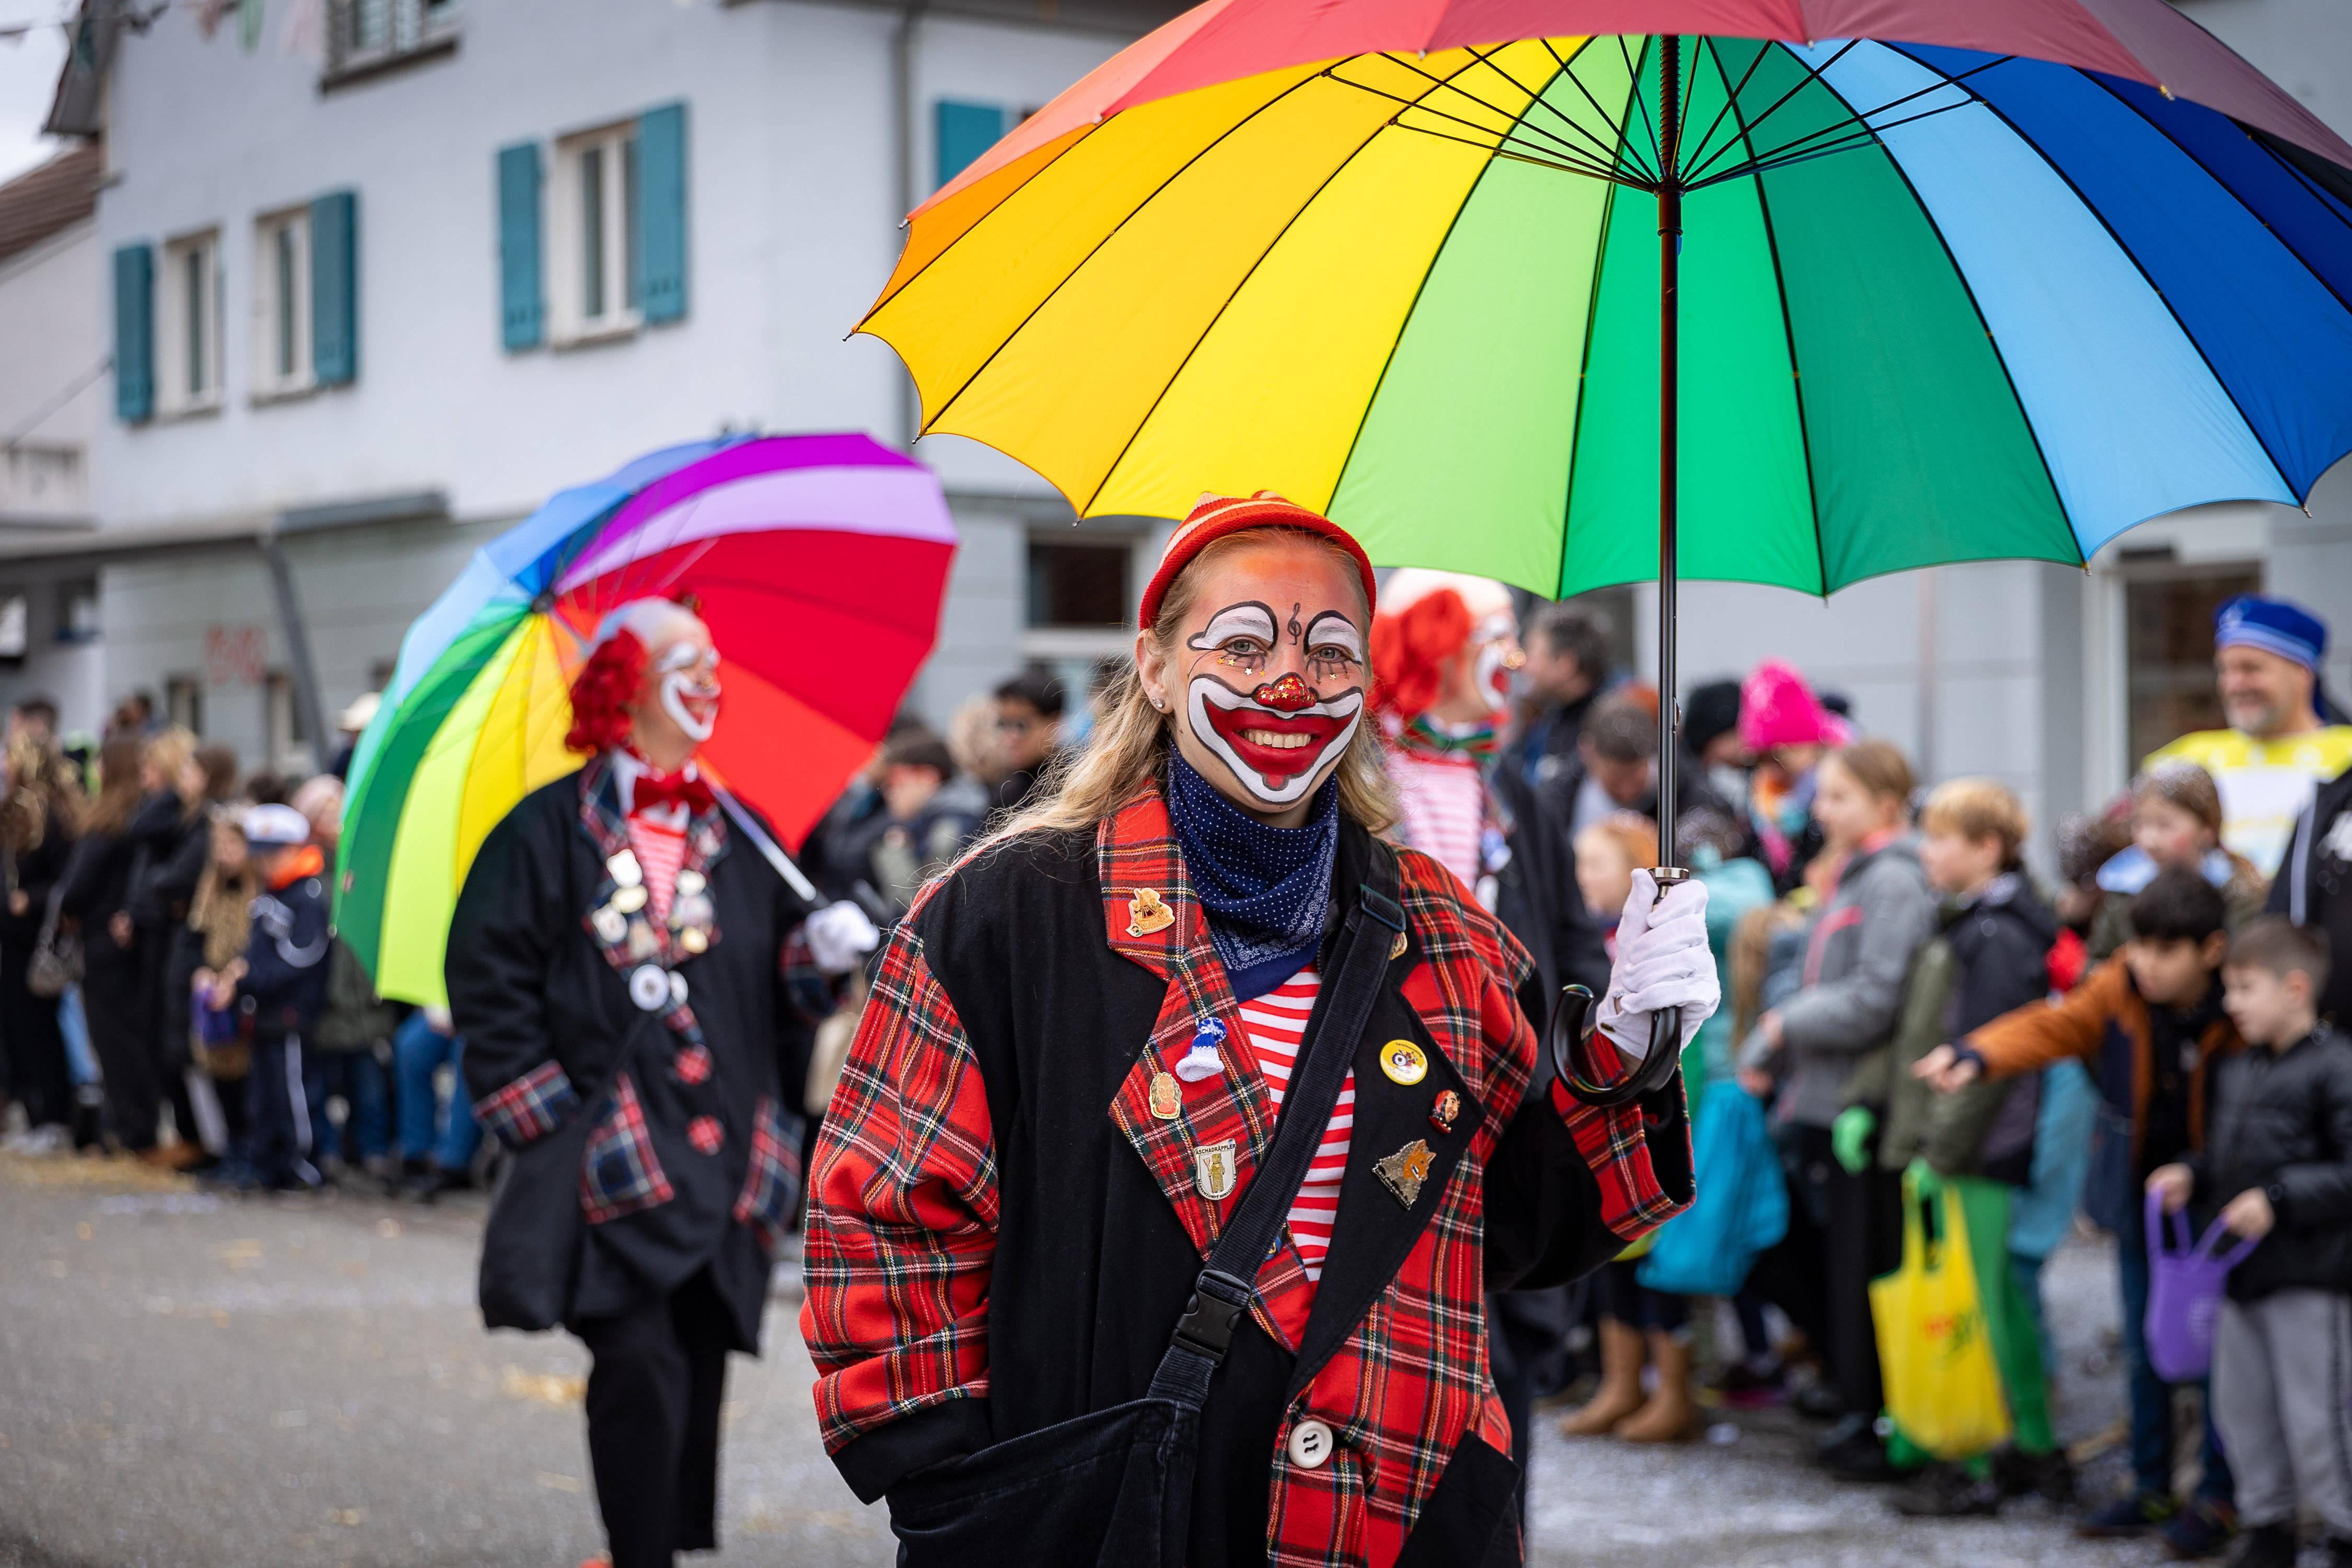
[987,527,1398,845]
[1824,737,1915,809]
[1921,777,2030,869]
[144,724,201,817]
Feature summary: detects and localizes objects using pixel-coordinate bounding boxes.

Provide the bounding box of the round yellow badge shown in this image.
[1379,1040,1428,1087]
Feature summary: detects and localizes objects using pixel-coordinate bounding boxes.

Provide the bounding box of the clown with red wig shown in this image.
[447,597,876,1568]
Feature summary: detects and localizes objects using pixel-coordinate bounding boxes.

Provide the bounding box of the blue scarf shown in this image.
[1165,750,1338,1001]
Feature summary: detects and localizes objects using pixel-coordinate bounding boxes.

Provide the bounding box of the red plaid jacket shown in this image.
[801,787,1690,1566]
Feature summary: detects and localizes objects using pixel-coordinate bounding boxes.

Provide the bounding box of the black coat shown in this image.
[1489,761,1610,1015]
[448,764,816,1348]
[1940,873,2059,1182]
[2186,1024,2352,1301]
[2272,766,2352,1028]
[240,862,333,1044]
[0,825,74,949]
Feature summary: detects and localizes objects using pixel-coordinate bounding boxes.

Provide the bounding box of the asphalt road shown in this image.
[0,1151,2165,1568]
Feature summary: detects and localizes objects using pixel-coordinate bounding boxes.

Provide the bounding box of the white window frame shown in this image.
[156,228,224,417]
[548,120,641,347]
[251,207,315,401]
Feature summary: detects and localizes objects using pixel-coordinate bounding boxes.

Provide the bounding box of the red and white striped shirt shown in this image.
[1238,968,1351,1283]
[1387,747,1486,893]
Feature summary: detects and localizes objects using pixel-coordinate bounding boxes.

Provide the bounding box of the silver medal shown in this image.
[628,964,670,1011]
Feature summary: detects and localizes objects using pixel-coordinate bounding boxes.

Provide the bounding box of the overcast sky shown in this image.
[0,20,68,186]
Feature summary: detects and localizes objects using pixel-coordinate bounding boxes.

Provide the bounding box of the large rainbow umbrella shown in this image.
[338,433,956,1006]
[858,0,2352,1099]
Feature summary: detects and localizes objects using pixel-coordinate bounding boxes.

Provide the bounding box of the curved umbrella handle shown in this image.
[1557,866,1692,1108]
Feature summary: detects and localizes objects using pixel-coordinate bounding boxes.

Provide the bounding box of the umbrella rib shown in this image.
[1714,37,1829,598]
[1555,166,1637,597]
[1803,52,2077,574]
[1537,37,1656,186]
[1374,115,1629,185]
[1075,105,1417,515]
[1678,36,1778,190]
[1615,34,1665,183]
[1339,74,1624,181]
[1883,40,2300,504]
[1676,38,1859,188]
[2082,71,2352,319]
[1684,50,2012,188]
[915,70,1335,443]
[1685,106,1982,192]
[1454,42,1644,182]
[1340,53,1628,183]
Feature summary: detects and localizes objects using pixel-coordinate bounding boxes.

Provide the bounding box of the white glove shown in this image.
[804,900,881,976]
[1596,869,1719,1060]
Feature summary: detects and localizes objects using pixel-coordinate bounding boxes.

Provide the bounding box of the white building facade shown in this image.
[13,0,1178,768]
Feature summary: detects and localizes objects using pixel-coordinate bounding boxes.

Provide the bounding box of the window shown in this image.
[156,230,222,415]
[166,675,203,736]
[2125,565,2261,769]
[265,671,313,771]
[0,595,26,662]
[325,0,458,82]
[56,580,98,645]
[1026,541,1128,628]
[551,122,641,342]
[252,208,313,397]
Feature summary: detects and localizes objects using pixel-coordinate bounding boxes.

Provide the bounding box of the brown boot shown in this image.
[1559,1319,1648,1437]
[1614,1328,1701,1443]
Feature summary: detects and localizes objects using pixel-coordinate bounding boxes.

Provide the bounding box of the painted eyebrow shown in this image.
[1303,611,1364,659]
[1186,601,1278,650]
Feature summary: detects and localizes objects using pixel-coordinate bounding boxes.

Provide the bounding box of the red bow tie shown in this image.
[631,768,714,817]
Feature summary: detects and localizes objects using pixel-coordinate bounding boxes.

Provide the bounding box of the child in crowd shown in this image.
[1737,661,1846,896]
[2149,919,2352,1568]
[184,809,258,1175]
[1739,739,1937,1477]
[2088,762,2268,963]
[1841,779,2069,1514]
[208,803,335,1193]
[1917,868,2243,1557]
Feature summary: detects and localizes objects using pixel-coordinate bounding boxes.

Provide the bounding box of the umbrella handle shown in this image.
[1555,867,1691,1108]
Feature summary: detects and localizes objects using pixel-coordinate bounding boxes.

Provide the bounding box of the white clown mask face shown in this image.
[608,602,719,765]
[1146,539,1367,822]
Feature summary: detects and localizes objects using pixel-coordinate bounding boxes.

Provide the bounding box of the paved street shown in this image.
[0,1151,2161,1568]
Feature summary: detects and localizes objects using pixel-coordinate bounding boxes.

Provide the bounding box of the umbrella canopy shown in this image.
[339,432,956,1006]
[861,3,2352,598]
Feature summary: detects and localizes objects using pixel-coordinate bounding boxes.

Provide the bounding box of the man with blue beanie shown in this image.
[2147,595,2352,879]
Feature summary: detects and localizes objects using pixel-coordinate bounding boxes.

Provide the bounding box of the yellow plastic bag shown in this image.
[1870,1171,2012,1460]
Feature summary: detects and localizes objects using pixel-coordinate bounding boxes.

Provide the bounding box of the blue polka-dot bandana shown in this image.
[1165,749,1336,1001]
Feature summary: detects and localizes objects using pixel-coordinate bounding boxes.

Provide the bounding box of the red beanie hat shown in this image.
[1137,491,1377,632]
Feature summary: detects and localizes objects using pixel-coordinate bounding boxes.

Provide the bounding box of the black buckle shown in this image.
[1169,1269,1251,1364]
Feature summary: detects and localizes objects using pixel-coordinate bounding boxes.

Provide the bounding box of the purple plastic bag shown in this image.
[2145,1190,2261,1383]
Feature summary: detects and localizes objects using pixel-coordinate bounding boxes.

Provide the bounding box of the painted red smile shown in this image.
[1201,705,1343,787]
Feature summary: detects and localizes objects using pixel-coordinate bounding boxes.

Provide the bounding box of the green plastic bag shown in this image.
[1870,1170,2012,1461]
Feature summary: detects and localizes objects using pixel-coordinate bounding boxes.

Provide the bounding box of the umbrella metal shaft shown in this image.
[1656,33,1682,859]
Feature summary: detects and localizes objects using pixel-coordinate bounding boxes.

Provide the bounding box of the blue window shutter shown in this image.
[935,100,1006,189]
[112,243,153,423]
[635,102,687,325]
[497,141,543,350]
[310,190,358,385]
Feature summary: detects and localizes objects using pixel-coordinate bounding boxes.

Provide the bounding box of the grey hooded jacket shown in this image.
[1742,833,1938,1128]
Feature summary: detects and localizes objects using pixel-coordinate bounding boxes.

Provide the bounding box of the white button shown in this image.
[1286,1418,1334,1470]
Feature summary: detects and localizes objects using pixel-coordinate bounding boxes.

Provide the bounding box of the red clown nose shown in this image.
[1252,674,1316,712]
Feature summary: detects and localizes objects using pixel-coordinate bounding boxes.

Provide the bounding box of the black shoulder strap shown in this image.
[1147,839,1406,1407]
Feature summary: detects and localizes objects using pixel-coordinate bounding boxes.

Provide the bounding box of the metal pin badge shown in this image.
[679,927,709,955]
[1378,1040,1428,1086]
[675,868,706,897]
[610,884,649,915]
[1193,1138,1237,1201]
[607,849,644,889]
[669,971,689,1009]
[591,906,628,944]
[1388,930,1408,961]
[1127,887,1174,937]
[1148,1071,1181,1121]
[628,964,671,1011]
[1429,1090,1461,1134]
[1374,1138,1434,1207]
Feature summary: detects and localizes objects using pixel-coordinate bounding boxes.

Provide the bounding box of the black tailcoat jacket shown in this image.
[448,757,815,1350]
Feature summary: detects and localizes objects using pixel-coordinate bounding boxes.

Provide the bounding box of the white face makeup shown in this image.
[1469,612,1523,717]
[654,639,722,744]
[1180,596,1365,808]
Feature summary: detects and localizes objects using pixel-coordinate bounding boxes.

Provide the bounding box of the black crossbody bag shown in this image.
[884,845,1406,1568]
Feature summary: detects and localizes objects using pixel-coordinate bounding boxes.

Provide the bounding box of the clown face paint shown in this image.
[655,639,722,743]
[1182,601,1365,808]
[1469,613,1524,717]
